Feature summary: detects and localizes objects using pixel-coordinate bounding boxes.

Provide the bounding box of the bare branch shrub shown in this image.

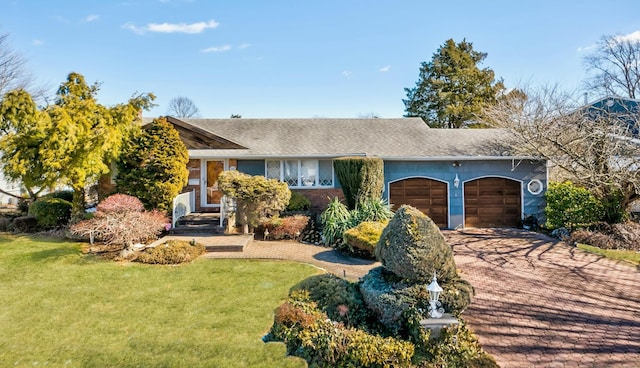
[70,194,168,247]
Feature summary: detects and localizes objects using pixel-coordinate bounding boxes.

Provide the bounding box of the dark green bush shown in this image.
[545,181,604,230]
[333,156,384,210]
[13,215,38,233]
[43,190,74,203]
[28,197,72,228]
[343,220,388,258]
[135,240,205,264]
[287,191,311,211]
[292,274,370,327]
[116,117,189,213]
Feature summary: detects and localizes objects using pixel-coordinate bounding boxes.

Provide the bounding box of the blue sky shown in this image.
[3,0,640,118]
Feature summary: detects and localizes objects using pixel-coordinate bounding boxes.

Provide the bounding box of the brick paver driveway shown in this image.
[446,228,640,368]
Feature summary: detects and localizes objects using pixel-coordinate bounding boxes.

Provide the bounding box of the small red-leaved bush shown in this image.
[70,194,168,247]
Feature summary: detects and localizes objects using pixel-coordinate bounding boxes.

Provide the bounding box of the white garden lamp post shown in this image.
[427,271,444,318]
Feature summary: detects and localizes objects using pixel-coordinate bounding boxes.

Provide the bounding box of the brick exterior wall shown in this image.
[292,188,344,214]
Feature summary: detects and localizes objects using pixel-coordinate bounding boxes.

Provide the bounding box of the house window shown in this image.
[266,159,333,188]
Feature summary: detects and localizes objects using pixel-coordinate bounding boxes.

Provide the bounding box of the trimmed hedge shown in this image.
[28,197,72,228]
[333,156,384,210]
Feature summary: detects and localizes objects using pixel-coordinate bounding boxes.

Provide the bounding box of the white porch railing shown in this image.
[220,195,236,227]
[172,190,195,228]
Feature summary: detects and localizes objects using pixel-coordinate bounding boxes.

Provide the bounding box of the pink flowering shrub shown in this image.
[70,194,168,247]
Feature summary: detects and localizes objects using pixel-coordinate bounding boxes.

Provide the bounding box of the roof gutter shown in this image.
[187,151,544,161]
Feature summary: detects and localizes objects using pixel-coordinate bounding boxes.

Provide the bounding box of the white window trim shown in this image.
[265,159,334,188]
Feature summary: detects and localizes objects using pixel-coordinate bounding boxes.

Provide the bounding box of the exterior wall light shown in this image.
[453,174,460,188]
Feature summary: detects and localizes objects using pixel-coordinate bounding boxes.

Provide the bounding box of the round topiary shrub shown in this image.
[28,197,72,228]
[43,190,75,203]
[375,205,457,283]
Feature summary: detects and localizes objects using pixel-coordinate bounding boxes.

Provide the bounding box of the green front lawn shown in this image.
[577,243,640,266]
[0,234,319,367]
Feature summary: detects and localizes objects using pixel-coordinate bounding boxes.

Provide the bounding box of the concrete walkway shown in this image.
[446,228,640,368]
[200,238,379,281]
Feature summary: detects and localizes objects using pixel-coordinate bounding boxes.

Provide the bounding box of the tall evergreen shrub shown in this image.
[333,157,384,209]
[115,118,189,213]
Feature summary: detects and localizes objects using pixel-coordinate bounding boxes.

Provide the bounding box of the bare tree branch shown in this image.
[481,86,640,216]
[166,96,200,118]
[584,34,640,99]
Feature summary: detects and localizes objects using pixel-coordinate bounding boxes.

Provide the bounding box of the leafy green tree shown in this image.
[0,72,154,218]
[404,39,504,128]
[116,117,189,212]
[333,156,384,210]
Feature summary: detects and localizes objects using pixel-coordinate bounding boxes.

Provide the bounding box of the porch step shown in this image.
[205,244,244,252]
[176,213,221,226]
[170,223,224,235]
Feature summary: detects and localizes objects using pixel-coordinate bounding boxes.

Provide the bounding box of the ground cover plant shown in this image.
[0,234,318,368]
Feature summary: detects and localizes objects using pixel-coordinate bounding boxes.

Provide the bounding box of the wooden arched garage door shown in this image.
[389,178,448,228]
[464,177,521,227]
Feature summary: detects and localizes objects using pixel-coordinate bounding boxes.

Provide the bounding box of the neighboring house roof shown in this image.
[162,117,527,160]
[584,96,640,137]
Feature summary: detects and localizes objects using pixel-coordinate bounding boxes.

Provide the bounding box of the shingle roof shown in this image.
[168,117,518,159]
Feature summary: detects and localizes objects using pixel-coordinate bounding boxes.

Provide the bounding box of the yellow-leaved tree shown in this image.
[0,72,155,219]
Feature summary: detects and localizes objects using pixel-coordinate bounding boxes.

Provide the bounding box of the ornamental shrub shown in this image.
[343,220,388,259]
[320,197,351,246]
[135,240,205,264]
[218,170,290,233]
[376,205,457,283]
[69,194,168,247]
[545,181,604,230]
[321,197,393,248]
[292,274,370,327]
[28,197,72,228]
[116,117,189,213]
[419,322,499,368]
[287,191,311,211]
[333,156,384,209]
[267,292,414,368]
[261,215,310,240]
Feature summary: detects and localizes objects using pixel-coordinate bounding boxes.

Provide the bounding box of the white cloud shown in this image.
[123,19,219,34]
[342,70,352,78]
[615,30,640,43]
[32,39,44,46]
[577,44,596,52]
[84,14,99,23]
[238,43,251,49]
[201,45,232,53]
[379,65,391,72]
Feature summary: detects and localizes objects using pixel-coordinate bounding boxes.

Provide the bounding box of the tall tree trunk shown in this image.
[71,186,86,222]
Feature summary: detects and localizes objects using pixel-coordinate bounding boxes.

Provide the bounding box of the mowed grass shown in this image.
[0,234,319,367]
[577,243,640,266]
